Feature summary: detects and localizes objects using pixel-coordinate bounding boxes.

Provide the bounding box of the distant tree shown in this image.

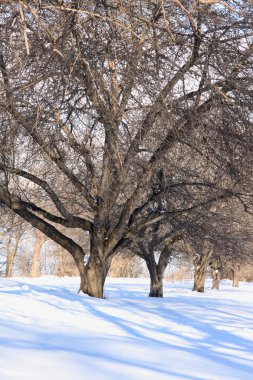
[31,229,47,277]
[109,250,146,279]
[0,213,25,277]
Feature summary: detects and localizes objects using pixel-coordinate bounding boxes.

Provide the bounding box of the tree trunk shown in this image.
[192,255,209,293]
[5,229,22,277]
[31,230,46,278]
[78,239,112,298]
[58,252,64,277]
[149,272,163,297]
[82,266,104,298]
[5,235,13,277]
[209,260,221,290]
[211,269,221,290]
[146,255,164,298]
[80,258,110,298]
[142,242,173,298]
[232,265,240,287]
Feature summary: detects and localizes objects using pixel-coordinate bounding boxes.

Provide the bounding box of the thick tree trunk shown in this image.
[142,242,173,298]
[83,264,104,298]
[80,257,111,298]
[192,255,209,293]
[78,236,112,298]
[149,273,163,297]
[146,255,164,298]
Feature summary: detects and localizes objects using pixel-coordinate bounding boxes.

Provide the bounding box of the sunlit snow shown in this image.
[0,277,253,380]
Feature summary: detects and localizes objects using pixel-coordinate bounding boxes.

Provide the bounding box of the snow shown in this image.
[0,277,253,380]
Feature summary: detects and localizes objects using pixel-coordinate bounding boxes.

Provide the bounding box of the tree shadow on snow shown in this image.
[0,277,253,379]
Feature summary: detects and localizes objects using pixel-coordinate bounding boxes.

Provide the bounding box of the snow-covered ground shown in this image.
[0,277,253,380]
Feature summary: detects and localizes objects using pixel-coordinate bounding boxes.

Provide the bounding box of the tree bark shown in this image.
[5,235,13,277]
[147,261,164,297]
[146,250,169,298]
[232,265,240,287]
[211,269,221,290]
[80,256,110,298]
[209,260,221,290]
[78,233,113,298]
[31,230,46,278]
[5,229,22,277]
[58,252,64,277]
[82,265,104,298]
[149,273,163,297]
[141,239,174,298]
[192,255,209,292]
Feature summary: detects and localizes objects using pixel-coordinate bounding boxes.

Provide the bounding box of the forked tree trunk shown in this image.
[148,263,164,297]
[146,247,172,298]
[209,260,221,290]
[142,243,174,298]
[211,269,221,290]
[192,255,209,293]
[150,275,163,297]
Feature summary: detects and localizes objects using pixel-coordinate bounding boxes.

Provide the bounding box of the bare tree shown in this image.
[0,1,252,297]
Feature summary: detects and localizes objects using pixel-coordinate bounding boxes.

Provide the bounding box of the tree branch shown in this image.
[0,184,92,231]
[0,185,86,259]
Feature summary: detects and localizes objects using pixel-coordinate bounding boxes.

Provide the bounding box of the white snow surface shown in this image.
[0,277,253,380]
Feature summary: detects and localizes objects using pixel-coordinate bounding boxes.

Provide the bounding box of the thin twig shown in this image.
[19,3,30,55]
